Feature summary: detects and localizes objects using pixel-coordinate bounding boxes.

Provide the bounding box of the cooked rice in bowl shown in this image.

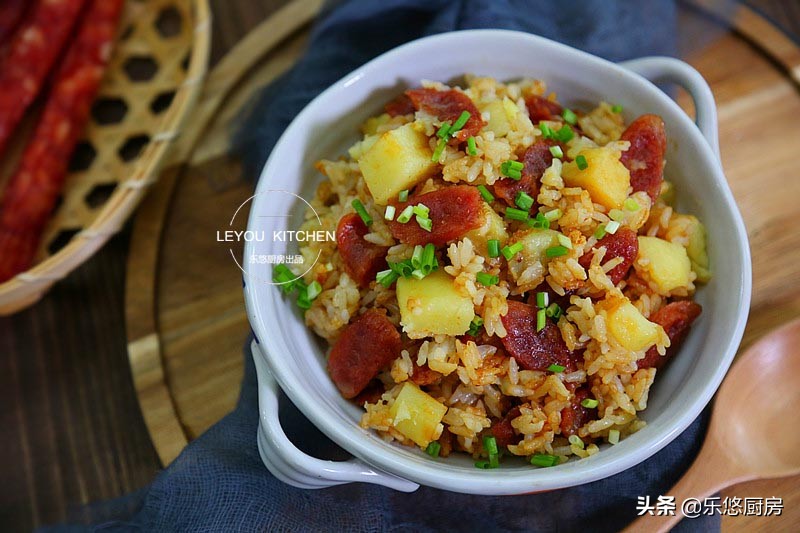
[273,76,711,469]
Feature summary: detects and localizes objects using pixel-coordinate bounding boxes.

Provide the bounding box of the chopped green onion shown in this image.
[539,122,554,139]
[611,104,623,113]
[384,205,396,221]
[474,460,492,469]
[411,269,426,280]
[594,224,607,240]
[426,441,441,457]
[546,303,562,319]
[477,185,494,203]
[547,363,565,373]
[398,190,409,202]
[421,243,436,274]
[273,264,299,293]
[501,242,523,260]
[489,454,500,469]
[376,269,400,288]
[505,207,529,222]
[554,125,574,143]
[562,108,578,125]
[608,208,624,222]
[467,136,478,156]
[483,435,499,456]
[389,259,414,277]
[581,398,599,409]
[536,291,549,309]
[624,198,640,211]
[549,145,564,158]
[436,122,452,139]
[576,154,588,170]
[605,220,621,234]
[411,245,424,268]
[536,308,546,331]
[568,435,585,449]
[515,191,535,211]
[432,138,447,162]
[528,212,550,229]
[476,272,499,286]
[412,203,430,218]
[296,292,312,310]
[546,245,569,258]
[416,216,433,232]
[351,199,372,226]
[531,454,560,467]
[468,316,484,336]
[501,161,523,180]
[608,429,620,445]
[487,239,500,258]
[544,209,562,222]
[396,205,414,223]
[306,280,322,301]
[557,233,573,250]
[449,111,471,135]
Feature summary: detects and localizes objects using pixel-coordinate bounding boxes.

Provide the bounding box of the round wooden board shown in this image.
[126,1,800,529]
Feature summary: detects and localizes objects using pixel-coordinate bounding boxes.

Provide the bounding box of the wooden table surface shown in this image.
[1,1,798,531]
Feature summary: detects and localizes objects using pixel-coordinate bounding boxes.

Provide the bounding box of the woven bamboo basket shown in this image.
[0,0,211,315]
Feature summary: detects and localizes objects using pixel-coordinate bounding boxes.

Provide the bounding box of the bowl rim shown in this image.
[244,28,752,494]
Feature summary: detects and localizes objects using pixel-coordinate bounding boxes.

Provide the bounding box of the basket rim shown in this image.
[0,0,213,312]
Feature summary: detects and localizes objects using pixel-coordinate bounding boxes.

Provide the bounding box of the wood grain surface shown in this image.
[1,1,799,532]
[0,1,291,530]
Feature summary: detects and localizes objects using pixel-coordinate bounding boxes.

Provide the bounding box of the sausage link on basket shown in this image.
[0,0,124,282]
[0,0,28,46]
[0,0,88,157]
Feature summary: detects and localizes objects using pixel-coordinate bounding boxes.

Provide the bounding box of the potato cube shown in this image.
[606,299,660,352]
[464,204,508,256]
[389,382,448,448]
[637,236,692,293]
[684,215,711,283]
[347,133,379,160]
[358,123,438,205]
[396,270,474,338]
[480,98,518,138]
[362,113,391,136]
[562,147,631,209]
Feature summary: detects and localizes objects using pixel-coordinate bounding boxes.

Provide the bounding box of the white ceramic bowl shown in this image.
[244,29,751,495]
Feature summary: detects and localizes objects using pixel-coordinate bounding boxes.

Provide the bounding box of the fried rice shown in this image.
[280,75,709,468]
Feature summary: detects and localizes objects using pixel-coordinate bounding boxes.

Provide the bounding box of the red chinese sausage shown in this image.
[387,185,485,246]
[560,386,597,437]
[619,114,667,202]
[410,363,441,387]
[328,310,402,399]
[405,88,484,142]
[525,95,563,122]
[500,301,576,371]
[352,380,385,406]
[493,139,556,206]
[0,0,27,46]
[491,406,522,448]
[638,301,703,369]
[336,213,388,288]
[579,228,639,285]
[384,93,416,117]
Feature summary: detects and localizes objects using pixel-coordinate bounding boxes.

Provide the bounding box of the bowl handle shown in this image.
[251,341,419,492]
[619,56,719,158]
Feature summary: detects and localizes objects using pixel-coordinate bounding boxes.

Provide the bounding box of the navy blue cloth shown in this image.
[45,1,720,531]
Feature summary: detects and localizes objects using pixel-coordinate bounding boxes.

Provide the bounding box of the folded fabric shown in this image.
[44,1,720,531]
